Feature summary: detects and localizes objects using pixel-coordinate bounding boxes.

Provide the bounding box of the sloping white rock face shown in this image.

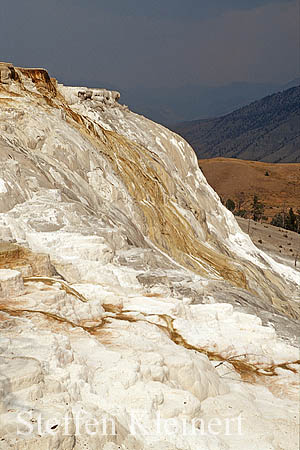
[0,64,299,449]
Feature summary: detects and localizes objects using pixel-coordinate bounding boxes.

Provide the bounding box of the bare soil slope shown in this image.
[237,217,300,272]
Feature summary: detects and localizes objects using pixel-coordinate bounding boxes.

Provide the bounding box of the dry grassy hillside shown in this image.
[199,158,300,221]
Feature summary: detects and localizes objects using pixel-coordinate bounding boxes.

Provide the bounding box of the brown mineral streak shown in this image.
[99,131,249,287]
[2,302,298,380]
[53,110,292,315]
[23,277,89,303]
[92,309,300,381]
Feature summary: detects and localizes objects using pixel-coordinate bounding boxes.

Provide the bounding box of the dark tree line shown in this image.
[223,194,300,234]
[224,194,265,222]
[251,195,265,222]
[271,208,300,233]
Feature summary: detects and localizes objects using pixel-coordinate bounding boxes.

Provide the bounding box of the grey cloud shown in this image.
[64,0,295,21]
[0,0,298,90]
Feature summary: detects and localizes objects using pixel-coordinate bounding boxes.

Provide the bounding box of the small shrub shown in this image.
[225,198,236,212]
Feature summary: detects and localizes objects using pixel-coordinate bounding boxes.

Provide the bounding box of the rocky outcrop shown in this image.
[0,62,17,84]
[0,243,54,277]
[0,269,24,298]
[78,88,120,104]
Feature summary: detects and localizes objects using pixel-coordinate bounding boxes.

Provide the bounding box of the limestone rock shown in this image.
[0,62,16,84]
[0,243,54,277]
[0,269,24,298]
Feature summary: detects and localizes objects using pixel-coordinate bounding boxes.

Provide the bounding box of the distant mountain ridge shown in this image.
[121,81,282,125]
[172,85,300,163]
[282,77,300,90]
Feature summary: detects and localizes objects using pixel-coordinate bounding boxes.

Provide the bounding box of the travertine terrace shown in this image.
[0,63,299,449]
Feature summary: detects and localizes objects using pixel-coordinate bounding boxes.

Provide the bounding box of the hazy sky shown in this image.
[0,0,298,89]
